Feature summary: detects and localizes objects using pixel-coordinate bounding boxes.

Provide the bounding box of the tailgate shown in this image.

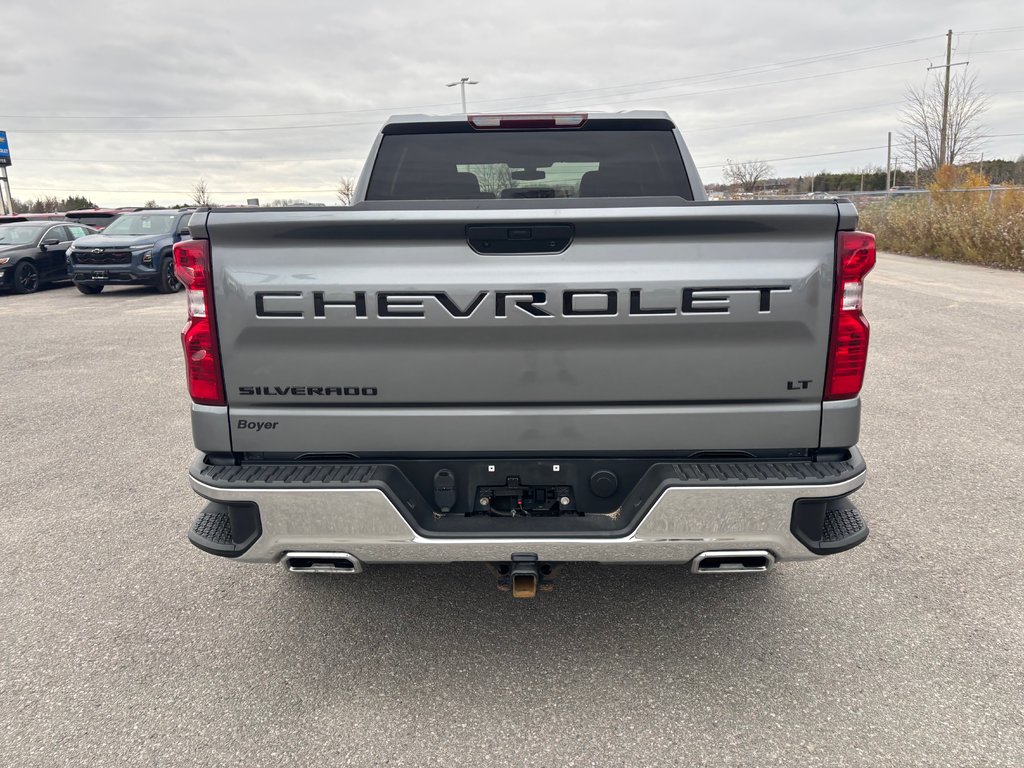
[200,201,843,454]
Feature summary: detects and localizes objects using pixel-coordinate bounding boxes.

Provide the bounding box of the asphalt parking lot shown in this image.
[2,253,1023,767]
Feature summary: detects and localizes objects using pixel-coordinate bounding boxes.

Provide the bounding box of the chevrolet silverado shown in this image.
[176,111,874,597]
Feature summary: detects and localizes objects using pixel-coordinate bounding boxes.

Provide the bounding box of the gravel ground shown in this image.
[1,253,1022,767]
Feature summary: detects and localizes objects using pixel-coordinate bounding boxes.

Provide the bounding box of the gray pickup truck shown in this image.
[176,111,874,596]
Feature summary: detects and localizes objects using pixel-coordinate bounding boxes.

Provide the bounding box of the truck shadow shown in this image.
[282,562,782,627]
[269,563,795,693]
[290,561,776,604]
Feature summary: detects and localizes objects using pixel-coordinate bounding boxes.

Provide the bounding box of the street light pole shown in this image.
[446,77,479,113]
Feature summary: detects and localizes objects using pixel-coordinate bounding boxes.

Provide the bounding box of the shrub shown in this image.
[859,172,1024,270]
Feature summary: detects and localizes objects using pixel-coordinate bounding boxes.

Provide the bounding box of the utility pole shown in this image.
[939,29,952,167]
[913,136,919,188]
[446,77,479,113]
[886,131,892,195]
[927,29,967,167]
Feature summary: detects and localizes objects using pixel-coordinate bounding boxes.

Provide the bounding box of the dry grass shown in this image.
[858,168,1024,270]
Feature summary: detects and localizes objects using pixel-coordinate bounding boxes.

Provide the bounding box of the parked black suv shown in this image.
[67,209,194,294]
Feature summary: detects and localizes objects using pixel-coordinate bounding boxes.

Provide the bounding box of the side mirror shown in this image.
[41,238,61,249]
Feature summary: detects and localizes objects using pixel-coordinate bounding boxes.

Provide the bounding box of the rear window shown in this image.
[102,213,177,236]
[366,128,692,200]
[67,212,118,222]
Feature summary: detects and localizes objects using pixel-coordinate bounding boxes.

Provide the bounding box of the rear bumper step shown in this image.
[791,498,869,555]
[187,500,261,557]
[189,451,865,538]
[186,450,868,565]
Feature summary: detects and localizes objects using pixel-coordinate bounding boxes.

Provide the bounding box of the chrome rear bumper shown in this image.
[188,469,866,565]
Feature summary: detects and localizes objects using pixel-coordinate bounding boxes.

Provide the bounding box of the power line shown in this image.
[12,131,1023,171]
[13,156,349,164]
[5,36,1017,140]
[14,143,907,187]
[13,133,1024,195]
[697,145,889,170]
[6,119,385,135]
[958,25,1024,35]
[540,57,935,111]
[414,36,943,110]
[5,56,937,135]
[16,101,908,163]
[17,87,1024,164]
[691,89,1024,133]
[528,45,1021,111]
[702,134,1024,172]
[684,101,904,133]
[0,35,942,122]
[547,51,944,106]
[11,186,340,194]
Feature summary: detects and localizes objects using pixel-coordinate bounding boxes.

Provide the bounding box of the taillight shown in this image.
[173,239,225,406]
[468,113,587,129]
[825,231,876,401]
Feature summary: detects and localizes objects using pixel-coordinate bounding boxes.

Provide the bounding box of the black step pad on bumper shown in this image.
[192,456,863,490]
[670,459,861,484]
[195,463,378,487]
[188,501,261,557]
[791,498,868,555]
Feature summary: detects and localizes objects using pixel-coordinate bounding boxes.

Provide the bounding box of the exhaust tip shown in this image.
[691,550,775,574]
[284,551,363,574]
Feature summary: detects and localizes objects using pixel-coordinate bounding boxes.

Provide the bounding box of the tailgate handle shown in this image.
[466,224,573,254]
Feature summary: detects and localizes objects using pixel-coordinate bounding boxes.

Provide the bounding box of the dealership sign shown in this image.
[0,131,10,166]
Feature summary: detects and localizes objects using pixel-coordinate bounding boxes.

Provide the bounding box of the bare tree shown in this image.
[336,176,356,205]
[471,164,513,197]
[143,199,157,208]
[190,177,213,207]
[724,159,774,193]
[899,69,988,170]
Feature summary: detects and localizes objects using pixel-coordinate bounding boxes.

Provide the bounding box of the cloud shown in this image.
[1,0,1021,205]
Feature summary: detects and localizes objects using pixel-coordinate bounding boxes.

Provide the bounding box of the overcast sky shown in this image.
[2,0,1022,206]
